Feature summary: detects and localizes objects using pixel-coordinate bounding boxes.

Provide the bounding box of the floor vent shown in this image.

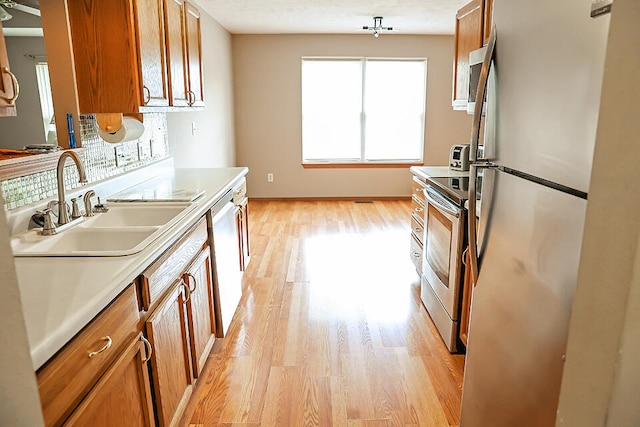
[354,200,374,204]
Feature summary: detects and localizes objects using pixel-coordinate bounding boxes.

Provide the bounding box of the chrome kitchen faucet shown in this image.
[56,151,88,225]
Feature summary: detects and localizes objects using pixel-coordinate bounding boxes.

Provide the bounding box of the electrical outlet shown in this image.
[191,121,197,136]
[267,173,274,182]
[114,146,126,167]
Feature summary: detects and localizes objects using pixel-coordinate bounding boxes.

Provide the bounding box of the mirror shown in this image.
[0,3,56,151]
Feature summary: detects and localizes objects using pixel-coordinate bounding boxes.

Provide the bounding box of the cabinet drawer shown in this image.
[412,177,427,205]
[410,234,423,273]
[232,178,247,205]
[140,216,208,312]
[37,284,140,427]
[411,196,425,221]
[411,214,424,244]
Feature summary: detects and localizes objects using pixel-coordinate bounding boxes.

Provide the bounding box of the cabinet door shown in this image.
[135,0,169,107]
[184,2,204,106]
[63,334,155,427]
[146,282,193,427]
[67,0,144,113]
[183,248,216,378]
[165,0,190,107]
[0,20,18,116]
[452,0,483,110]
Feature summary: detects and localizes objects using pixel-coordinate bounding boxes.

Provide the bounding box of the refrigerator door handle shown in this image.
[469,25,497,164]
[468,25,497,285]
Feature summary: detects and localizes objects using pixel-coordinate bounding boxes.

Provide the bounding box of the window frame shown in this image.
[301,56,428,167]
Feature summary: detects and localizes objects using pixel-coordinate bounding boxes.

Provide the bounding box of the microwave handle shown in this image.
[468,25,496,285]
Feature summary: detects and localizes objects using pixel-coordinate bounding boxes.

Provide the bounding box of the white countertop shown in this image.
[12,164,248,369]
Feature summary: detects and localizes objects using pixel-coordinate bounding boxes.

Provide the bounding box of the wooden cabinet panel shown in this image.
[135,0,170,107]
[410,234,423,274]
[37,285,140,427]
[63,334,155,427]
[452,0,484,110]
[483,0,494,46]
[140,217,208,311]
[411,196,425,222]
[184,248,216,377]
[146,282,193,427]
[0,19,17,117]
[184,2,204,106]
[411,214,424,245]
[412,177,427,206]
[67,0,145,113]
[165,0,189,107]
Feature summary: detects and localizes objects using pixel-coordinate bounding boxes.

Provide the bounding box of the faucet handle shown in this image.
[83,190,96,217]
[93,197,109,213]
[35,208,57,236]
[70,197,82,220]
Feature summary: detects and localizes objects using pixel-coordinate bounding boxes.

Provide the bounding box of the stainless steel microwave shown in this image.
[467,46,487,115]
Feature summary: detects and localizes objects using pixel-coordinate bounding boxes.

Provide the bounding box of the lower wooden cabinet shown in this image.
[63,333,155,427]
[183,247,216,378]
[145,281,194,427]
[36,199,248,426]
[37,285,141,427]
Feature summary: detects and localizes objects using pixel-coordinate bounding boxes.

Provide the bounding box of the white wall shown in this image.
[0,36,47,149]
[232,34,472,198]
[166,11,236,169]
[556,1,640,425]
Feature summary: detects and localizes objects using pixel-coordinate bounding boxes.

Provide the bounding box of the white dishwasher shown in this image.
[208,191,242,337]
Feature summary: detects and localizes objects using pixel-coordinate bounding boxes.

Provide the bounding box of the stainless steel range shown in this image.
[419,175,469,353]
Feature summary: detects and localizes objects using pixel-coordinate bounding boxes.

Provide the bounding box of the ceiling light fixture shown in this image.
[363,16,394,38]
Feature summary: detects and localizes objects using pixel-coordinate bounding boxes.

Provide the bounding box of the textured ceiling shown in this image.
[193,0,470,35]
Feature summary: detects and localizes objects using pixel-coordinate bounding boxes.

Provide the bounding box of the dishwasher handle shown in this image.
[424,186,461,218]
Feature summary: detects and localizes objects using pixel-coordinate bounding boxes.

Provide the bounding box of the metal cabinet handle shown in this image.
[462,247,469,266]
[140,336,153,363]
[1,67,20,105]
[88,336,112,358]
[414,206,423,213]
[142,86,151,105]
[187,90,196,106]
[413,252,421,258]
[184,273,197,293]
[180,280,191,303]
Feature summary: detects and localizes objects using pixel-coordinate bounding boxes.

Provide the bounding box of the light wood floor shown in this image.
[180,200,465,427]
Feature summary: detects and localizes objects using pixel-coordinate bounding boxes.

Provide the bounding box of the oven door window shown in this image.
[425,204,453,288]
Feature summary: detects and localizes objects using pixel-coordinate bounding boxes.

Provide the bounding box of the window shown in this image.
[301,58,427,165]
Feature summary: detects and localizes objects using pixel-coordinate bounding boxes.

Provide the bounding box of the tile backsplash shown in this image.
[1,113,170,210]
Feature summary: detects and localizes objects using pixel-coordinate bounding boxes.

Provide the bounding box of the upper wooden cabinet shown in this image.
[67,0,168,113]
[165,0,204,107]
[64,0,204,114]
[452,0,493,110]
[0,19,18,117]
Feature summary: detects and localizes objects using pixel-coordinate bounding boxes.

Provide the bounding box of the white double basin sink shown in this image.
[11,202,197,257]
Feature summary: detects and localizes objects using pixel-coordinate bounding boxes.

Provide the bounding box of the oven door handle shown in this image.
[424,187,461,218]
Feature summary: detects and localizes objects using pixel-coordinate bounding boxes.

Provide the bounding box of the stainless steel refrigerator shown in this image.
[461,1,611,425]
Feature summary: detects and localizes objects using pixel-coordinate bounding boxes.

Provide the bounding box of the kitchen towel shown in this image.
[98,116,145,144]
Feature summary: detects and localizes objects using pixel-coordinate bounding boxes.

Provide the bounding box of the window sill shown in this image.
[302,162,422,169]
